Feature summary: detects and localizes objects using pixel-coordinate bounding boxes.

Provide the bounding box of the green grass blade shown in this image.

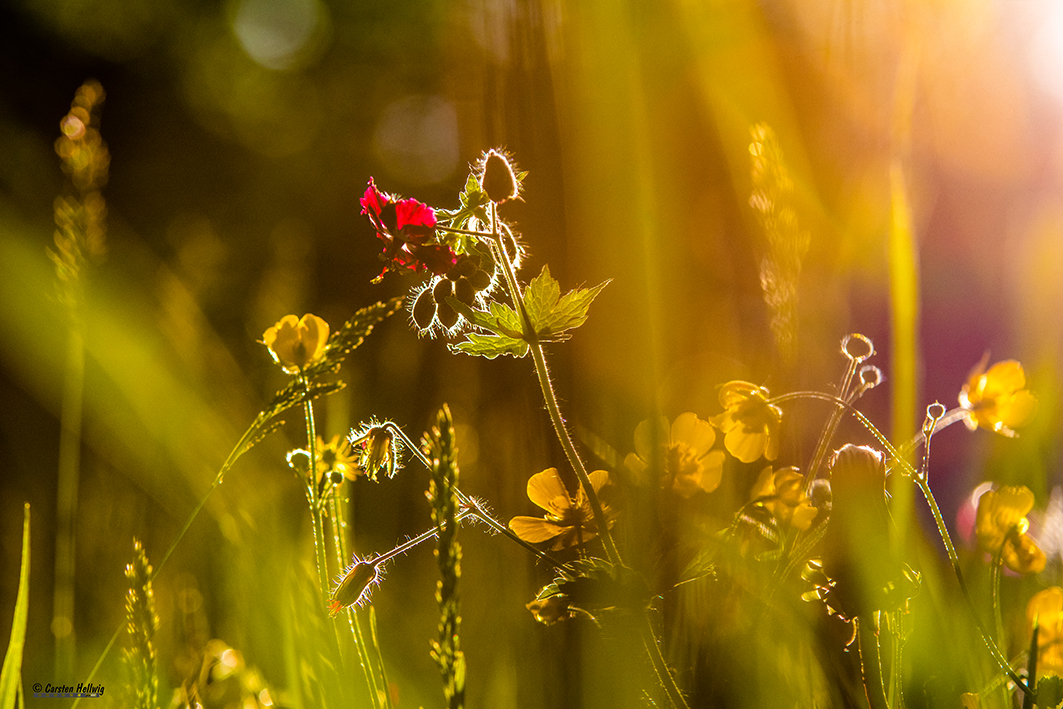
[0,504,31,709]
[888,159,919,547]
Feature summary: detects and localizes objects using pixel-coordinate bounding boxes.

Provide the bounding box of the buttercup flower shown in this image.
[1028,587,1063,679]
[624,413,724,498]
[360,178,456,280]
[262,314,329,374]
[975,485,1046,574]
[750,466,818,530]
[316,435,361,483]
[959,358,1038,437]
[711,381,782,463]
[286,435,361,485]
[509,468,615,550]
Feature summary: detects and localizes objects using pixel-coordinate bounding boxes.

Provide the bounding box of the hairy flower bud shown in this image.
[328,561,379,616]
[481,149,518,203]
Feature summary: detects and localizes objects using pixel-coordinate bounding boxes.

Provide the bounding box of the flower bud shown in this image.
[481,149,518,203]
[328,561,379,616]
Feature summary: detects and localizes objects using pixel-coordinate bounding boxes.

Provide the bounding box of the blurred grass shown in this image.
[0,0,1061,707]
[0,504,30,709]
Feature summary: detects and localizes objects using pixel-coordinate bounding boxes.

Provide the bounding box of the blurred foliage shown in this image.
[1,0,1062,708]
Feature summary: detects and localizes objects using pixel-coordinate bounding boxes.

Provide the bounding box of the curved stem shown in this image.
[387,423,568,569]
[768,390,1033,698]
[329,494,385,709]
[639,613,691,709]
[486,203,621,565]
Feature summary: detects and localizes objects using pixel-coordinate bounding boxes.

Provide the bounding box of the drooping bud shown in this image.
[481,149,518,204]
[328,561,379,616]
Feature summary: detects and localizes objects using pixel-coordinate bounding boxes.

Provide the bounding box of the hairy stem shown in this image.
[487,204,620,565]
[769,390,1033,698]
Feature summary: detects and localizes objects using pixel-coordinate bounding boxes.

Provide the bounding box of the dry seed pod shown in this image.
[447,257,477,280]
[433,278,454,302]
[412,289,435,330]
[469,269,491,292]
[454,276,475,305]
[436,301,459,329]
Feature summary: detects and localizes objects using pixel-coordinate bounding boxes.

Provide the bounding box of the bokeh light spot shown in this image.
[372,95,459,186]
[1030,4,1063,105]
[231,0,327,70]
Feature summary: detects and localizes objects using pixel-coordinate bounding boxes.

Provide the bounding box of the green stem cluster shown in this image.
[300,381,392,709]
[770,390,1033,700]
[483,204,687,709]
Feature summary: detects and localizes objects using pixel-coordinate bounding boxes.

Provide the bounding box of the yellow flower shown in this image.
[348,422,402,481]
[975,486,1046,574]
[624,412,724,498]
[509,468,615,550]
[711,381,782,463]
[1027,587,1063,679]
[316,435,361,483]
[750,466,818,531]
[959,359,1038,437]
[262,313,330,374]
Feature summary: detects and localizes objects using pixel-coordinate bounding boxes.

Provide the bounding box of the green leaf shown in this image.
[450,332,528,359]
[534,558,651,616]
[446,298,523,339]
[0,504,30,709]
[523,265,609,341]
[1036,676,1063,707]
[448,265,607,358]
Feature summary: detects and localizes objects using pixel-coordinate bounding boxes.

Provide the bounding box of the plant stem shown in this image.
[487,204,621,566]
[639,613,691,709]
[302,386,332,608]
[329,494,386,709]
[74,411,265,708]
[54,325,84,677]
[387,423,568,569]
[768,390,1033,698]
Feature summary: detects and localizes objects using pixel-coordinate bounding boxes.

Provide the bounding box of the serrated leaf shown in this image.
[450,333,528,359]
[0,505,30,709]
[446,298,523,339]
[539,278,609,338]
[1037,676,1063,707]
[534,558,651,616]
[521,265,609,341]
[524,265,561,325]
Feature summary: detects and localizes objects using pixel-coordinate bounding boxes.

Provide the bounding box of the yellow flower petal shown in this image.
[670,412,715,457]
[975,486,1035,553]
[633,416,669,461]
[509,517,566,544]
[526,468,572,517]
[1002,532,1046,574]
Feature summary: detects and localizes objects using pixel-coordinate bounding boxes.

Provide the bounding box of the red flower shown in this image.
[360,178,456,279]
